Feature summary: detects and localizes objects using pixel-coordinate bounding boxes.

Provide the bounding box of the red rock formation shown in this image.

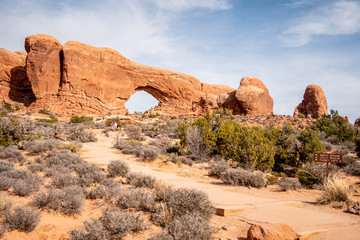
[247,223,300,240]
[217,76,274,116]
[0,48,35,104]
[25,34,62,99]
[294,84,327,118]
[355,117,360,127]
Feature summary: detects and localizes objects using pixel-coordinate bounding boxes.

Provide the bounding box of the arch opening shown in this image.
[125,90,159,114]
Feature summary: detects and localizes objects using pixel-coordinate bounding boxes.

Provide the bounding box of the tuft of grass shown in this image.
[317,178,353,205]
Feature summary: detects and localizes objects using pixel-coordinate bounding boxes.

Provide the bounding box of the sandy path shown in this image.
[82,130,360,240]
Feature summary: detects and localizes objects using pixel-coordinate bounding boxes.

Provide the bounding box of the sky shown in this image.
[0,0,359,121]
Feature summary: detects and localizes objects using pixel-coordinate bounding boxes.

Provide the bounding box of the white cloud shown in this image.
[152,0,231,11]
[283,1,360,47]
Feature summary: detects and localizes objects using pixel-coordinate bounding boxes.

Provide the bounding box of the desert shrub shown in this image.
[27,163,46,173]
[152,203,173,227]
[166,188,213,220]
[137,146,160,162]
[23,139,63,155]
[71,163,105,186]
[356,138,360,158]
[68,219,106,240]
[312,110,357,144]
[297,129,325,163]
[152,213,214,240]
[126,172,157,189]
[342,156,357,166]
[209,159,230,177]
[70,115,94,124]
[39,108,50,115]
[170,154,193,166]
[43,150,84,167]
[44,165,72,177]
[317,178,353,205]
[38,114,58,124]
[51,172,79,189]
[100,210,148,239]
[67,125,97,143]
[185,125,210,160]
[0,176,13,191]
[62,143,82,153]
[32,186,84,216]
[107,160,129,177]
[0,146,27,164]
[125,125,145,141]
[31,189,59,210]
[344,162,360,176]
[265,174,278,185]
[12,178,42,196]
[86,185,109,200]
[0,160,15,172]
[4,205,40,233]
[265,124,300,170]
[333,143,350,156]
[149,136,172,149]
[0,116,38,146]
[277,178,302,191]
[115,188,156,212]
[217,121,275,171]
[113,138,143,155]
[220,168,266,188]
[154,182,175,202]
[296,163,338,188]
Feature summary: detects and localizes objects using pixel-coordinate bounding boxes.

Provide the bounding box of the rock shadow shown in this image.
[8,66,36,106]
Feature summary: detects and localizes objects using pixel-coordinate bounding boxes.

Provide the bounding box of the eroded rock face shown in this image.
[25,34,62,99]
[355,117,360,127]
[247,223,300,240]
[217,76,273,116]
[294,84,327,119]
[0,48,35,104]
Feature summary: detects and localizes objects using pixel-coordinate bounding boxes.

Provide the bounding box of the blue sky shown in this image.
[1,0,359,122]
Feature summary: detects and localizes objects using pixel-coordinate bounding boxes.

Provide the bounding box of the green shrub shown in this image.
[312,110,356,144]
[297,129,325,163]
[105,117,123,128]
[38,108,50,115]
[38,115,58,124]
[70,115,94,124]
[217,121,275,171]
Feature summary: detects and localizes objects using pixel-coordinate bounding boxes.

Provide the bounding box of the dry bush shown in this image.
[43,150,83,167]
[0,146,27,165]
[0,176,13,191]
[12,178,42,197]
[125,125,145,141]
[185,125,210,160]
[71,163,105,186]
[151,213,214,240]
[68,219,106,240]
[115,188,156,212]
[27,163,46,173]
[136,146,160,162]
[100,209,148,239]
[107,160,129,177]
[67,125,97,143]
[113,138,143,155]
[51,172,79,189]
[344,162,360,176]
[317,178,353,205]
[209,159,230,177]
[4,205,40,233]
[220,168,266,188]
[166,188,214,220]
[0,160,14,173]
[23,139,63,155]
[31,186,85,216]
[126,172,157,189]
[277,178,302,191]
[151,203,173,227]
[169,154,193,166]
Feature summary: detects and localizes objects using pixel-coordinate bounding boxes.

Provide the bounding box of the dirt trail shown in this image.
[82,130,360,240]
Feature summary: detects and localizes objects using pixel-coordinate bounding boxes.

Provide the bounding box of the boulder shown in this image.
[0,48,35,104]
[217,91,245,115]
[355,117,360,127]
[25,34,62,99]
[247,223,300,240]
[234,76,274,115]
[294,84,327,118]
